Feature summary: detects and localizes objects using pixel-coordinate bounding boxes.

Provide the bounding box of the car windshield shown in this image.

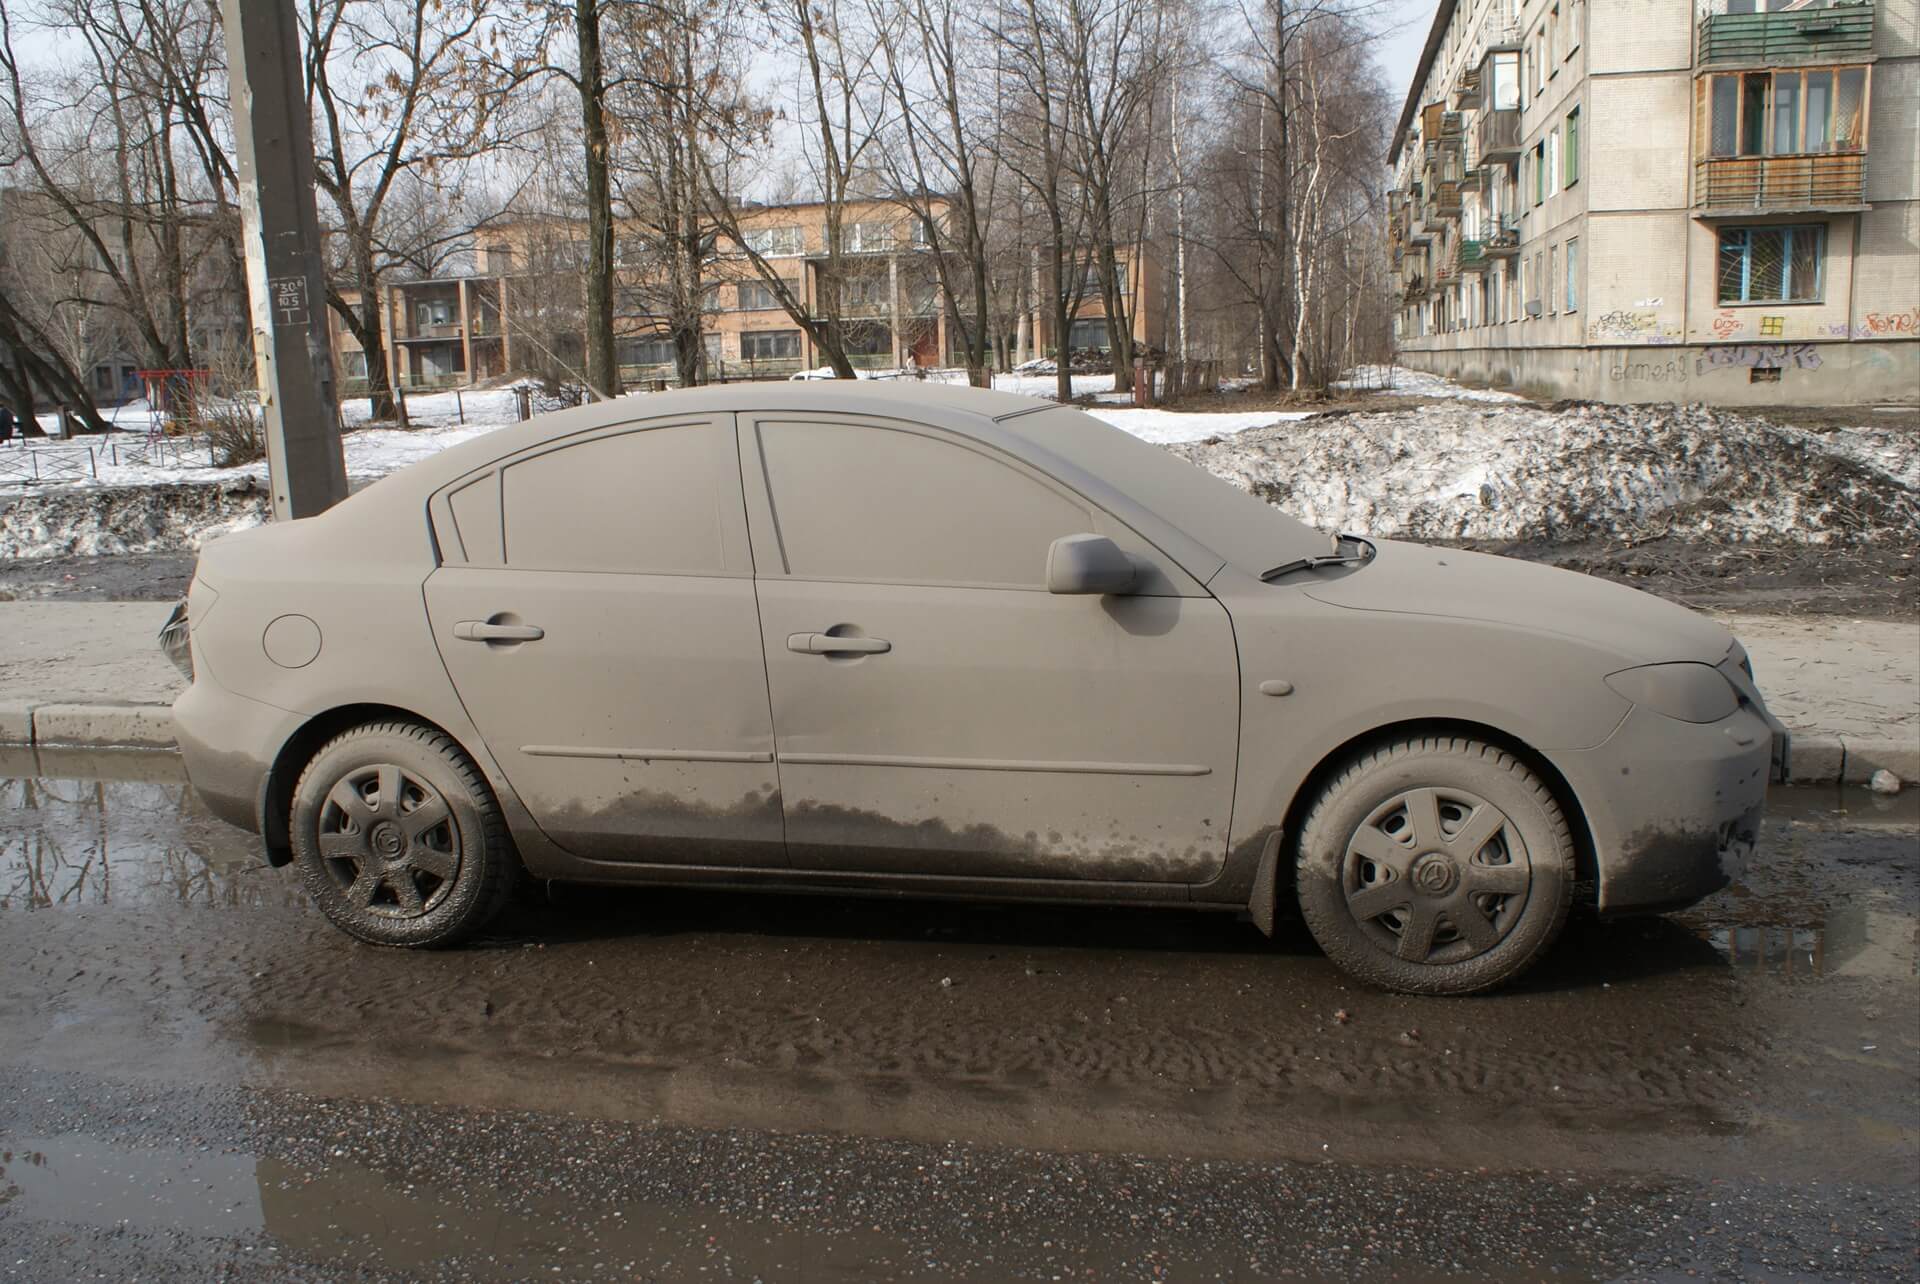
[1007,407,1328,575]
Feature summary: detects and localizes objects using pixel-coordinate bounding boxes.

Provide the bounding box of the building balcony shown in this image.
[1434,181,1464,216]
[1476,108,1521,163]
[1694,152,1867,213]
[1698,0,1874,65]
[1484,222,1522,256]
[1457,240,1488,272]
[398,323,463,342]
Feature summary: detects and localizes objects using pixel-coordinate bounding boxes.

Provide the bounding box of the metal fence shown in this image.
[0,434,217,484]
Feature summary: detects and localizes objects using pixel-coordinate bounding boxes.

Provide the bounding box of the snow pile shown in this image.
[1333,364,1527,403]
[1085,407,1313,445]
[0,478,270,561]
[1172,401,1919,545]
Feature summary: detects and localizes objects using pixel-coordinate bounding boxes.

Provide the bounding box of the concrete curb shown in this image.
[0,700,1910,789]
[0,701,179,751]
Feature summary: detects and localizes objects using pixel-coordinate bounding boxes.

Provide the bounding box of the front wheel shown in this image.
[290,720,519,948]
[1295,736,1575,995]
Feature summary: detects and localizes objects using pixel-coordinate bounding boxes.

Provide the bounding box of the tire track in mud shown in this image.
[0,899,1769,1165]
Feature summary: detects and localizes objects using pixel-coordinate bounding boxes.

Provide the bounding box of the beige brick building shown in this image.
[331,199,1161,392]
[1388,0,1918,404]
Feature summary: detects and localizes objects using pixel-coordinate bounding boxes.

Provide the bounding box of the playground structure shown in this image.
[135,368,213,436]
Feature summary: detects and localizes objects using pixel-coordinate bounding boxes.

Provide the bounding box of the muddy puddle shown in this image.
[3,750,1914,1181]
[0,1131,955,1281]
[6,742,1912,982]
[0,746,296,911]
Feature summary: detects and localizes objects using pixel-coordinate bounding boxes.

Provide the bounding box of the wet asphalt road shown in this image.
[1,747,1915,1281]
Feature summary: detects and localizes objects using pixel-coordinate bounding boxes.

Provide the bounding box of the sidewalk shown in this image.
[0,601,1914,785]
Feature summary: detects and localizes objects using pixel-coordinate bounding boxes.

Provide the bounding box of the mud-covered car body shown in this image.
[172,384,1785,937]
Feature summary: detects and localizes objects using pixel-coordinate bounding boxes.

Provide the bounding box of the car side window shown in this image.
[757,421,1092,587]
[502,424,732,574]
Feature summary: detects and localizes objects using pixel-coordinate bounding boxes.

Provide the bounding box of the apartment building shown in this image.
[331,199,1161,392]
[1387,0,1918,404]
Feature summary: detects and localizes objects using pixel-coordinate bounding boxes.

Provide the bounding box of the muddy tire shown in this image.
[1295,736,1575,995]
[290,720,519,948]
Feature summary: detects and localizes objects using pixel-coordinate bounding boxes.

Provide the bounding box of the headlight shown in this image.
[1604,662,1740,724]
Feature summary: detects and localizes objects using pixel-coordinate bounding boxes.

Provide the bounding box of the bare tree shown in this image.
[694,0,888,379]
[0,0,240,424]
[605,0,754,386]
[305,0,520,420]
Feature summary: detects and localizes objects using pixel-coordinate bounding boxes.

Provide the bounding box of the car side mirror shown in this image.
[1046,534,1137,596]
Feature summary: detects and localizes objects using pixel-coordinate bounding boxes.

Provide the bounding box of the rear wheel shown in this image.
[290,720,518,947]
[1295,735,1575,995]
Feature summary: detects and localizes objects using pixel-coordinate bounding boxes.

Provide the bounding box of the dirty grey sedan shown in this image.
[169,384,1787,994]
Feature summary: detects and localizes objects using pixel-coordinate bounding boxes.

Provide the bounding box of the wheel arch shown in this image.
[258,703,485,867]
[1273,717,1599,902]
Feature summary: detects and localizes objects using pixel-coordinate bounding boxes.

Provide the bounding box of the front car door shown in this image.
[424,415,783,868]
[741,412,1240,883]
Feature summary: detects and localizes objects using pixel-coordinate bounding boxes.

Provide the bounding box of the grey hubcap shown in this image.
[316,764,460,919]
[1342,787,1531,965]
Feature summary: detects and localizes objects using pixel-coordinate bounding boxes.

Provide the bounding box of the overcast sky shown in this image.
[1379,0,1439,115]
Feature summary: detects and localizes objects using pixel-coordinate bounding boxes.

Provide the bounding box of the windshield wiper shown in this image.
[1261,534,1376,583]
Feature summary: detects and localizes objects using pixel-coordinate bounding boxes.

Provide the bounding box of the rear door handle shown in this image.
[454,620,545,642]
[787,632,890,656]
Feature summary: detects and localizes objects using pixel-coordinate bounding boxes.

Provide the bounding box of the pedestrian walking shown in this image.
[0,402,15,446]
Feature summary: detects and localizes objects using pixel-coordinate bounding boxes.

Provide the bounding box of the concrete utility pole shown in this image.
[222,0,348,520]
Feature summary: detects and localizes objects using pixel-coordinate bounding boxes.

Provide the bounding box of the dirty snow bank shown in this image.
[1172,401,1919,544]
[0,479,270,561]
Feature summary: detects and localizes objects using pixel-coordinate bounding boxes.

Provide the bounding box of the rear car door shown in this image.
[741,412,1240,883]
[424,415,784,868]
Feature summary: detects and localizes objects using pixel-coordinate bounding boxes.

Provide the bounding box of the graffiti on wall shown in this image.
[1709,311,1742,340]
[1863,308,1918,336]
[1696,343,1822,375]
[1588,310,1681,343]
[1609,355,1690,384]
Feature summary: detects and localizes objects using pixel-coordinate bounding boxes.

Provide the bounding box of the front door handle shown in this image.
[454,620,545,643]
[787,632,891,656]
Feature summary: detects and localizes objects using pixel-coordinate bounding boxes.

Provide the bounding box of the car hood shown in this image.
[1299,540,1733,666]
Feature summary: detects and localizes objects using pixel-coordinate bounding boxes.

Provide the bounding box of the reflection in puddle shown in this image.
[0,749,290,911]
[1706,923,1826,976]
[1692,893,1917,982]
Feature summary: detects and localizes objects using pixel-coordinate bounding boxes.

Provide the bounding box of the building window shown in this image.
[617,336,678,368]
[1490,50,1520,110]
[1564,237,1579,312]
[1545,11,1556,71]
[744,225,805,257]
[417,298,454,327]
[1532,142,1546,205]
[843,221,897,253]
[1564,108,1580,185]
[1705,68,1867,158]
[843,321,892,355]
[742,329,802,361]
[841,274,891,313]
[737,280,780,310]
[1547,129,1561,197]
[1067,318,1112,351]
[1547,244,1558,314]
[1717,225,1825,304]
[341,351,369,379]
